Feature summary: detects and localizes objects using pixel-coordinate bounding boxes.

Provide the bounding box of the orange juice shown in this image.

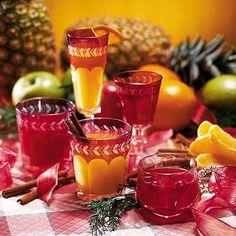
[72,67,104,113]
[73,132,129,195]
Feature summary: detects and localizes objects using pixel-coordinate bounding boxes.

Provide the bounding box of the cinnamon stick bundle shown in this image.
[2,170,67,198]
[175,133,191,147]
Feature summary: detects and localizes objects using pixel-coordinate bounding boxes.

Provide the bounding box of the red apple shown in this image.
[97,81,124,119]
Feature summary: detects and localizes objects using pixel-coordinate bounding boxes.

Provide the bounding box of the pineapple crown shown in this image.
[169,35,236,89]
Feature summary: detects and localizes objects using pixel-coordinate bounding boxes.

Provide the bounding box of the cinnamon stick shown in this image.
[175,133,191,147]
[2,170,67,198]
[70,113,87,138]
[17,173,75,205]
[127,170,138,179]
[17,189,38,205]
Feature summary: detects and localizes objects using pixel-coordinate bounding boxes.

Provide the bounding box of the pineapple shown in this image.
[0,0,56,91]
[169,35,236,89]
[60,17,172,78]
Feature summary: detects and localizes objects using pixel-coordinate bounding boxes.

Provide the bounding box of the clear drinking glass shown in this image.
[71,117,132,199]
[67,28,108,117]
[136,153,200,222]
[114,70,162,153]
[16,97,75,176]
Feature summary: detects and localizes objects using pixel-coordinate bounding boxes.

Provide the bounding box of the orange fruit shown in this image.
[153,79,197,131]
[139,64,196,131]
[139,64,181,81]
[92,25,123,45]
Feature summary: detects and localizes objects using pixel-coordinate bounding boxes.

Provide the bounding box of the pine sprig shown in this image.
[0,105,17,137]
[88,192,139,236]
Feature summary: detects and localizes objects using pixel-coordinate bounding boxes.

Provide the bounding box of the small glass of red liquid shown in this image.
[16,97,75,176]
[114,71,162,154]
[136,153,201,222]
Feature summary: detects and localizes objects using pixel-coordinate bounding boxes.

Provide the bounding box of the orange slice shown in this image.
[92,25,123,45]
[195,153,224,169]
[188,134,215,157]
[197,120,212,137]
[210,125,236,163]
[196,152,236,169]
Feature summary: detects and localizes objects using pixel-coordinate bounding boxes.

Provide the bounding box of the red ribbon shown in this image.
[37,163,59,203]
[0,162,13,190]
[191,99,217,125]
[0,143,17,167]
[192,167,236,236]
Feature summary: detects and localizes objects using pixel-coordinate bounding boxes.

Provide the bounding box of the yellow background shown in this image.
[45,0,236,51]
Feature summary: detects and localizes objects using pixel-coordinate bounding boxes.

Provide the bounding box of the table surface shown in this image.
[0,183,200,236]
[1,138,235,236]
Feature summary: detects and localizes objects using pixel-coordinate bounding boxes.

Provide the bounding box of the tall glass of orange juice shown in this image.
[71,117,132,198]
[67,28,108,117]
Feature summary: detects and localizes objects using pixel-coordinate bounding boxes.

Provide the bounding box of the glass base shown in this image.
[78,106,101,118]
[139,206,193,224]
[76,190,118,202]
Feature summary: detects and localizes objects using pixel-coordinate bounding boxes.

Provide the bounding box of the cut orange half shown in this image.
[92,25,123,45]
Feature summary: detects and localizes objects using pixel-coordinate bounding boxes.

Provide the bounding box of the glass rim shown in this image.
[67,28,109,40]
[75,117,132,141]
[15,97,75,116]
[113,70,162,85]
[139,153,197,176]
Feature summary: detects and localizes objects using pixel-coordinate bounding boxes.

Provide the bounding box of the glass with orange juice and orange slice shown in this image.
[70,117,132,198]
[67,26,123,117]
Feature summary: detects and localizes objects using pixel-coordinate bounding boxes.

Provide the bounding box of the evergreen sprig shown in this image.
[88,192,139,236]
[0,105,17,137]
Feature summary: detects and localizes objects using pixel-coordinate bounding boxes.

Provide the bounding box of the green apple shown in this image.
[12,71,64,105]
[200,74,236,109]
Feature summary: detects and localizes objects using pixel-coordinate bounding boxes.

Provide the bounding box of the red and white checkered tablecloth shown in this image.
[0,182,200,236]
[1,139,235,236]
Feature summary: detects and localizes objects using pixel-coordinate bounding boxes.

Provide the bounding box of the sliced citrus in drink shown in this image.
[74,155,89,192]
[108,156,127,192]
[197,120,212,137]
[88,159,109,194]
[92,25,123,45]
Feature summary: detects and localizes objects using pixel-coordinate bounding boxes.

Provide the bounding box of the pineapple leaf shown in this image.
[190,35,201,49]
[190,63,200,81]
[204,35,224,55]
[205,48,223,62]
[191,39,205,56]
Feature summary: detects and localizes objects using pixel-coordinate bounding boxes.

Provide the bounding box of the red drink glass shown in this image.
[137,153,200,221]
[114,71,162,153]
[67,28,108,117]
[16,97,75,176]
